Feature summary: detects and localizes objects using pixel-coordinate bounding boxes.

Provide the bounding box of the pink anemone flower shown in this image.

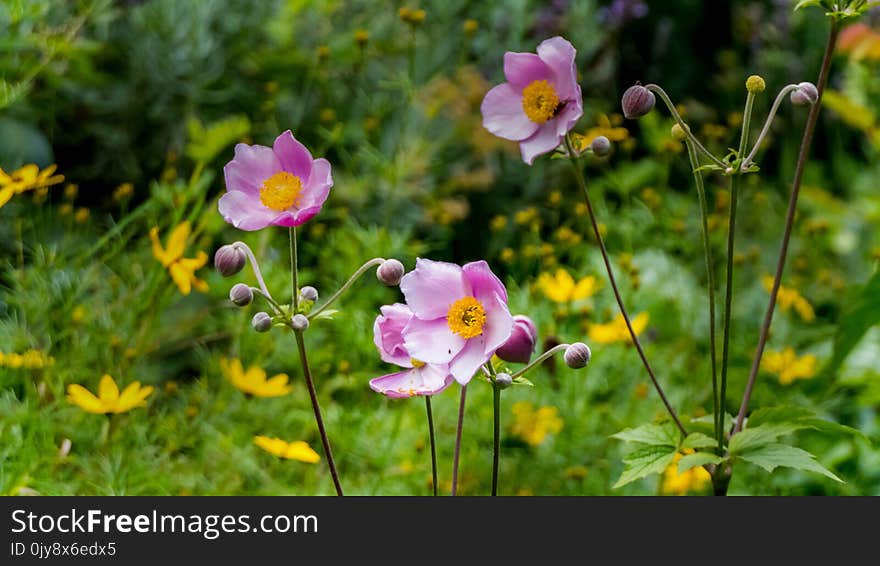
[219,130,332,231]
[369,303,454,399]
[400,258,514,384]
[481,36,583,165]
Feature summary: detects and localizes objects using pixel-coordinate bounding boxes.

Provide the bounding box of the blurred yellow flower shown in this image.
[113,182,134,202]
[67,374,153,414]
[64,183,78,200]
[589,312,649,344]
[463,19,478,34]
[762,276,815,322]
[149,221,209,295]
[661,452,711,495]
[0,350,54,369]
[354,30,370,45]
[490,214,507,231]
[510,402,563,447]
[537,268,600,303]
[74,207,90,224]
[514,207,539,225]
[220,357,292,398]
[0,164,64,209]
[253,436,320,463]
[761,347,817,386]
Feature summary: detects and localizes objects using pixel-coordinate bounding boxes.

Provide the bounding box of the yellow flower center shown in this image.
[521,80,560,124]
[410,358,426,369]
[447,296,487,339]
[259,172,302,211]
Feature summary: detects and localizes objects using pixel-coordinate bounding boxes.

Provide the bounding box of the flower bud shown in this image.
[590,136,611,157]
[251,312,272,333]
[495,372,513,390]
[291,314,310,331]
[621,84,655,119]
[229,283,253,307]
[299,286,319,302]
[671,123,689,141]
[790,82,818,106]
[564,342,592,369]
[496,315,538,364]
[746,75,766,94]
[377,259,405,286]
[214,244,247,277]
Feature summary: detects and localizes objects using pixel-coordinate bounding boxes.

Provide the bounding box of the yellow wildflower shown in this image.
[761,276,815,322]
[589,312,649,344]
[354,30,370,46]
[74,207,90,224]
[113,182,134,202]
[149,221,209,295]
[63,183,78,200]
[0,349,53,369]
[511,402,563,447]
[253,436,320,463]
[661,452,711,495]
[500,248,515,263]
[0,164,64,209]
[514,207,539,225]
[463,19,478,35]
[761,347,817,385]
[579,113,630,144]
[536,268,600,303]
[490,214,507,231]
[67,374,153,415]
[220,357,292,398]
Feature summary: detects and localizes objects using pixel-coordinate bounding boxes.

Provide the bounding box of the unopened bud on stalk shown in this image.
[291,314,310,331]
[790,82,818,106]
[251,312,272,333]
[229,283,253,307]
[299,286,319,302]
[746,75,766,94]
[495,373,513,390]
[621,84,655,119]
[590,136,611,157]
[671,123,689,141]
[564,343,592,369]
[377,259,405,286]
[214,244,246,277]
[496,315,538,364]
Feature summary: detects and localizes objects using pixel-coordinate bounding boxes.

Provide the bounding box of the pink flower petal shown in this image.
[555,96,584,136]
[272,130,313,180]
[518,123,565,165]
[536,36,579,101]
[481,83,539,142]
[463,260,508,304]
[482,293,515,355]
[402,316,465,365]
[369,367,453,399]
[373,303,414,367]
[449,339,491,384]
[268,205,324,228]
[299,157,333,210]
[218,191,277,231]
[224,143,282,196]
[503,51,553,89]
[400,258,470,320]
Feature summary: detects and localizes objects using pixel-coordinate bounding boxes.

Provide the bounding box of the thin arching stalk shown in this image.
[451,385,467,496]
[425,396,438,496]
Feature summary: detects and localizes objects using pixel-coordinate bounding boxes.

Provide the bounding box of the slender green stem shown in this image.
[735,21,840,434]
[289,227,299,312]
[738,92,756,159]
[718,174,740,438]
[509,344,569,381]
[685,140,721,452]
[645,84,726,169]
[425,396,438,496]
[741,84,800,170]
[293,330,344,496]
[491,383,501,497]
[564,136,687,436]
[251,288,286,317]
[451,385,467,496]
[308,258,386,319]
[233,242,274,302]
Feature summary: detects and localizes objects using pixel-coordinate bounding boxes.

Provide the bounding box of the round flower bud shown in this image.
[251,312,272,333]
[790,82,818,106]
[495,372,513,390]
[291,314,310,331]
[564,342,592,369]
[496,315,538,364]
[376,259,405,286]
[621,84,655,119]
[214,245,246,277]
[590,136,611,157]
[299,286,319,303]
[746,75,766,94]
[671,123,689,141]
[229,283,253,307]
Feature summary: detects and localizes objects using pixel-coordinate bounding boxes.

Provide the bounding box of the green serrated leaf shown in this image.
[311,309,339,321]
[678,452,724,473]
[611,421,680,447]
[612,445,678,488]
[511,376,534,387]
[736,443,843,483]
[746,406,866,440]
[728,422,812,454]
[822,270,880,379]
[681,432,718,450]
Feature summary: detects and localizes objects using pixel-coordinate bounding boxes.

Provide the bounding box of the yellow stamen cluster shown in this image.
[410,358,426,369]
[521,80,560,124]
[259,171,303,211]
[447,296,487,339]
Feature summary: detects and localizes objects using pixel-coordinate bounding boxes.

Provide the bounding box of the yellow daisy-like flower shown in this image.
[536,268,600,303]
[66,374,154,415]
[510,401,564,447]
[762,276,815,322]
[588,312,649,345]
[253,436,320,463]
[661,452,711,495]
[220,357,292,398]
[149,221,209,295]
[761,347,817,386]
[0,164,64,209]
